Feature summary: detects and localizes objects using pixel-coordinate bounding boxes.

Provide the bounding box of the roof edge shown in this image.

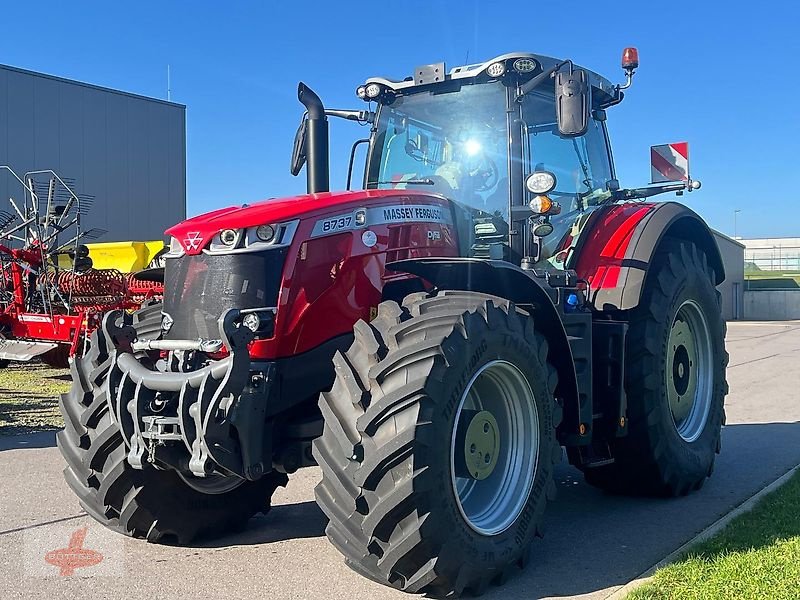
[0,63,186,109]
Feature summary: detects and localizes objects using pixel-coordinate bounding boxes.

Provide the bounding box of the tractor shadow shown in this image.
[0,429,58,450]
[478,420,800,599]
[5,420,798,599]
[191,421,800,599]
[198,501,327,547]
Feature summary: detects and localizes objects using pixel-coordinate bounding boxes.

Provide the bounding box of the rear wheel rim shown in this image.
[667,299,713,442]
[450,360,539,536]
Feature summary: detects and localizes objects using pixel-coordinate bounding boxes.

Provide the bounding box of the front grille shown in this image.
[162,249,287,340]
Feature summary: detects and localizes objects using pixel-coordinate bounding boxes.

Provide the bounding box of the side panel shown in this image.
[250,195,459,360]
[571,202,724,312]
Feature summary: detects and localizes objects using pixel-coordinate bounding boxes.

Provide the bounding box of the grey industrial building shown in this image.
[0,63,185,242]
[712,230,745,320]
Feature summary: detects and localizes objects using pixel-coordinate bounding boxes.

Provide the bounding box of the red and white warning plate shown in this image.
[650,142,689,183]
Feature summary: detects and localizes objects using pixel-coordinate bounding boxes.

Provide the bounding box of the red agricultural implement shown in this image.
[0,167,162,367]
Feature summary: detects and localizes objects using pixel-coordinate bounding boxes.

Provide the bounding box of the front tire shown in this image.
[57,307,287,543]
[313,291,561,596]
[583,239,728,496]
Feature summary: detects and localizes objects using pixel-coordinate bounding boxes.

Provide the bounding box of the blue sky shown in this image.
[0,1,796,238]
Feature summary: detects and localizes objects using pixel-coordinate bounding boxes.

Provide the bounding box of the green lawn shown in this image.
[744,269,800,288]
[628,470,800,600]
[0,362,69,434]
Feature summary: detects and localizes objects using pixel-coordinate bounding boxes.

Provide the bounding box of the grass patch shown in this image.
[744,270,800,287]
[0,362,68,435]
[628,469,800,600]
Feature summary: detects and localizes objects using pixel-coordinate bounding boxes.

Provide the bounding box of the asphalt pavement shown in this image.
[1,321,798,600]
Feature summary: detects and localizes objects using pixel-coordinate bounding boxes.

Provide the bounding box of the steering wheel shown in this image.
[467,155,499,192]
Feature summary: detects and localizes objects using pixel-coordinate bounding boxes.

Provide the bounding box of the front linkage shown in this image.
[100,309,270,482]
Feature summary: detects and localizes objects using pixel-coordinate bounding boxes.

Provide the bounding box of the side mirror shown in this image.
[555,68,590,137]
[290,119,307,176]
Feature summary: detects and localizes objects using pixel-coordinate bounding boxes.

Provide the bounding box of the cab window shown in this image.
[522,91,614,212]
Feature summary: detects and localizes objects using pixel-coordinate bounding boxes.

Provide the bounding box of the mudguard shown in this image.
[571,202,724,312]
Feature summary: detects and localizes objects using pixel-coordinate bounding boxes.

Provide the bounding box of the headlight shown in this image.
[220,229,237,246]
[356,85,367,99]
[242,313,261,332]
[526,171,557,195]
[256,224,275,242]
[533,221,554,237]
[486,62,506,78]
[365,83,381,98]
[513,58,537,73]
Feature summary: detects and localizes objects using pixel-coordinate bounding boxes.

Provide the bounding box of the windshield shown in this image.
[366,82,509,221]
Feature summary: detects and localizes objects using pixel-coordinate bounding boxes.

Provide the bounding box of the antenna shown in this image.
[167,64,171,101]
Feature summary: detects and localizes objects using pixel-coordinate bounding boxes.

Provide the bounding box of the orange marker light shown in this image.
[622,47,639,70]
[529,195,553,215]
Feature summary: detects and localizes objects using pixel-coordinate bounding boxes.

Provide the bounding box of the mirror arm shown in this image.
[516,59,573,102]
[615,180,702,201]
[325,109,375,124]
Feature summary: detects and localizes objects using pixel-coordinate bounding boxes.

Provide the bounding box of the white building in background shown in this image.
[739,238,800,271]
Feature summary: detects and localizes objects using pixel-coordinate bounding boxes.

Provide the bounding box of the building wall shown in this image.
[744,290,800,320]
[712,230,745,320]
[0,64,185,242]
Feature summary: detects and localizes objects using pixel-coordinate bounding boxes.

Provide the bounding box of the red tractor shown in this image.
[57,49,727,596]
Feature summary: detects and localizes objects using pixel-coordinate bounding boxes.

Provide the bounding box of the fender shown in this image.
[571,202,724,312]
[386,257,581,437]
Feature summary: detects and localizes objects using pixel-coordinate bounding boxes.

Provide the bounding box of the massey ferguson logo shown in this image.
[183,232,203,251]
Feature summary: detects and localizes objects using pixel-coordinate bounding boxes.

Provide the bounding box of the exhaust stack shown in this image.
[297,83,329,194]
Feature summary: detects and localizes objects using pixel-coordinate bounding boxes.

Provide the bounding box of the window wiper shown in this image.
[375,178,435,186]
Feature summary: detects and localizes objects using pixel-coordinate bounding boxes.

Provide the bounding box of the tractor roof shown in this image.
[365,52,617,100]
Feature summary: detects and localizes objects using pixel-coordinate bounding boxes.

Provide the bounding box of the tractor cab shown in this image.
[294,52,636,270]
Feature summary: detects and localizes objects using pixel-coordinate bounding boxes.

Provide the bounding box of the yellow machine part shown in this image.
[56,241,164,273]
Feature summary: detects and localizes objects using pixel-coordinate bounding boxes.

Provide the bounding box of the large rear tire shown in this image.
[313,291,561,596]
[57,305,287,543]
[582,239,728,496]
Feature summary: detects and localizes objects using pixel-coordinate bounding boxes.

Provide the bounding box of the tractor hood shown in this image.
[166,189,439,255]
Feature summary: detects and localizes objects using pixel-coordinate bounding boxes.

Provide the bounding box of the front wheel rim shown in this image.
[450,360,539,536]
[177,472,244,495]
[667,299,713,442]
